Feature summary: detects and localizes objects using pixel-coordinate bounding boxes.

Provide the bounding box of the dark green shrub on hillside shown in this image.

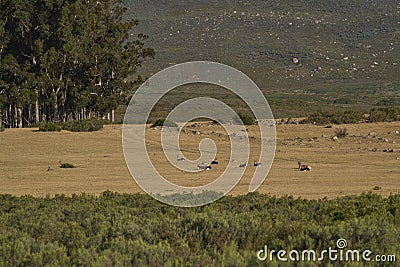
[38,122,62,132]
[301,111,331,125]
[304,110,363,125]
[237,113,255,125]
[0,126,4,132]
[374,98,400,106]
[304,108,400,125]
[333,110,364,124]
[151,119,178,128]
[369,107,400,122]
[62,118,104,132]
[333,97,354,105]
[369,109,387,122]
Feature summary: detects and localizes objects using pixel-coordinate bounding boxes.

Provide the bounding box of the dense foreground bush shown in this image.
[38,122,62,132]
[0,126,4,132]
[37,119,105,132]
[61,118,105,132]
[0,192,399,266]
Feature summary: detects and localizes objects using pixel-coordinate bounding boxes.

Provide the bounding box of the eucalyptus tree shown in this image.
[0,0,154,127]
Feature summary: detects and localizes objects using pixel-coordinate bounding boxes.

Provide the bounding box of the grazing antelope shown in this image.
[211,158,219,165]
[197,165,212,170]
[177,155,185,161]
[47,166,54,172]
[298,161,311,171]
[254,160,262,167]
[239,163,247,168]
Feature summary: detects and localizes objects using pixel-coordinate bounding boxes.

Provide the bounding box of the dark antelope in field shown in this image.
[211,158,219,165]
[253,160,262,167]
[197,165,211,170]
[298,161,311,171]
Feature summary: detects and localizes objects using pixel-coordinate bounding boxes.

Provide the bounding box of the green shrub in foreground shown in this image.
[0,192,398,266]
[38,122,62,132]
[0,126,4,132]
[62,118,104,132]
[37,119,105,132]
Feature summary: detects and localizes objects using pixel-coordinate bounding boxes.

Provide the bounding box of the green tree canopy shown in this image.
[0,0,154,127]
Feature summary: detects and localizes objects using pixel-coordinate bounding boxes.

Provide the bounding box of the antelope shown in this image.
[177,155,185,161]
[211,158,219,165]
[197,165,212,170]
[239,163,247,168]
[298,161,311,171]
[254,160,262,167]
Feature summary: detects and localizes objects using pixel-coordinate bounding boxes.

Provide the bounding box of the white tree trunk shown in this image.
[35,90,40,123]
[53,92,59,122]
[111,109,115,122]
[0,107,3,128]
[17,106,23,128]
[9,104,13,127]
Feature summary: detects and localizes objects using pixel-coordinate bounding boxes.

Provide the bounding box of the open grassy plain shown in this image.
[0,122,399,198]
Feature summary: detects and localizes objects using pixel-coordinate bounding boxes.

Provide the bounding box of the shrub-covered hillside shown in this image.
[0,192,399,266]
[125,0,400,118]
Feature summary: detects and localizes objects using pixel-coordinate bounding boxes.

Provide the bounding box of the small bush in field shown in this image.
[0,126,5,132]
[59,163,76,168]
[335,128,348,138]
[39,122,62,132]
[28,122,45,128]
[62,118,104,132]
[151,119,178,128]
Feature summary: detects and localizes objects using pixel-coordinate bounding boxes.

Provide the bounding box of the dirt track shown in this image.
[0,122,399,198]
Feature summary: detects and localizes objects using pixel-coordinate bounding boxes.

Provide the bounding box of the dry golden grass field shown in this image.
[0,122,399,199]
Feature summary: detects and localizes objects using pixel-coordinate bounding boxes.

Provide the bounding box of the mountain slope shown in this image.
[123,0,399,117]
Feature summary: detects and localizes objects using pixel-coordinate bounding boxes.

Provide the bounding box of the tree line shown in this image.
[0,0,154,128]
